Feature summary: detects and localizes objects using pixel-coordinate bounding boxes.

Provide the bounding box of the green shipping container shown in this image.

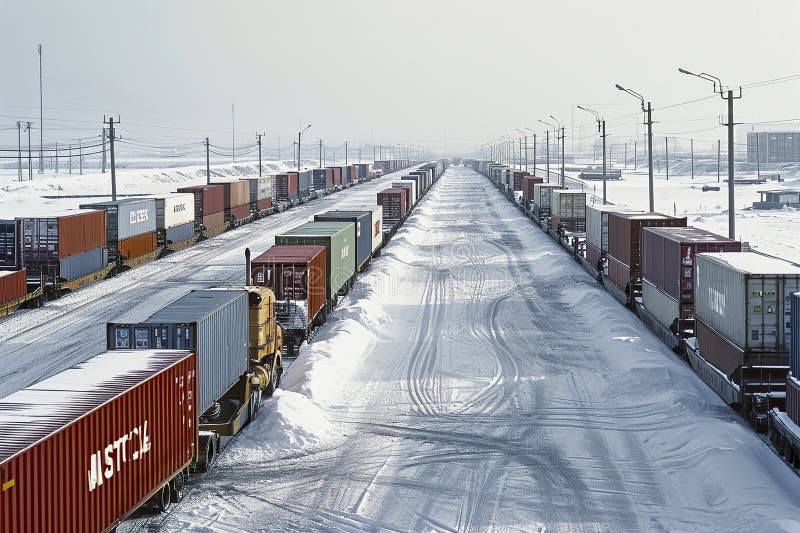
[275,221,356,300]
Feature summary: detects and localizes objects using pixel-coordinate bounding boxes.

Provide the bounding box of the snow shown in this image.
[160,166,800,532]
[700,251,800,274]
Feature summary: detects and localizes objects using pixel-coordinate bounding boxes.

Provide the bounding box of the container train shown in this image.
[0,159,447,532]
[0,160,418,317]
[465,157,800,466]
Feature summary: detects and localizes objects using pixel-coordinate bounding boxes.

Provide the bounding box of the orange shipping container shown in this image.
[0,269,26,306]
[118,232,157,260]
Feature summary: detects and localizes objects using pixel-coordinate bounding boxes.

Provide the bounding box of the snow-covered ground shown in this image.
[158,166,800,532]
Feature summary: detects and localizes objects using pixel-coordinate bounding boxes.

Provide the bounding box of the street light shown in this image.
[516,128,527,172]
[297,124,311,170]
[577,105,607,204]
[616,83,654,212]
[525,127,537,175]
[539,119,556,183]
[550,115,565,186]
[679,67,741,239]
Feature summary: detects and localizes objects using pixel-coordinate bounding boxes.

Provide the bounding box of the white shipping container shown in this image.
[695,252,800,352]
[157,193,195,229]
[550,190,587,220]
[586,204,642,251]
[642,278,680,331]
[392,181,417,206]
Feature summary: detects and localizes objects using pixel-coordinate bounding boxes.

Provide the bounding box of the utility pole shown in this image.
[205,137,210,184]
[756,133,761,181]
[78,139,83,175]
[634,141,637,170]
[559,126,565,186]
[345,141,348,165]
[16,122,22,181]
[319,139,323,168]
[26,122,32,180]
[373,145,376,162]
[38,44,44,174]
[717,140,721,182]
[665,137,669,181]
[69,144,72,174]
[359,148,362,163]
[690,139,694,179]
[624,142,628,169]
[545,130,550,182]
[55,142,58,173]
[104,116,119,201]
[278,136,281,161]
[577,105,607,204]
[231,104,235,163]
[256,132,264,177]
[533,133,537,175]
[524,135,528,172]
[102,127,107,173]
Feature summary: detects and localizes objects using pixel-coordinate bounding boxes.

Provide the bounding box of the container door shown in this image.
[283,267,295,300]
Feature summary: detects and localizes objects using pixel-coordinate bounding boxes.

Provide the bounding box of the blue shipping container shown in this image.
[60,247,108,281]
[313,211,372,271]
[165,222,195,244]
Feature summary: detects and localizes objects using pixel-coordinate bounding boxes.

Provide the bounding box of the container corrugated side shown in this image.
[118,232,158,260]
[166,222,196,244]
[0,269,26,305]
[107,289,249,414]
[314,211,371,271]
[176,185,225,220]
[792,293,800,376]
[377,189,407,225]
[642,278,680,331]
[585,205,641,251]
[0,350,196,533]
[392,181,417,206]
[695,252,800,353]
[81,199,158,242]
[788,375,800,426]
[156,193,195,229]
[59,247,108,281]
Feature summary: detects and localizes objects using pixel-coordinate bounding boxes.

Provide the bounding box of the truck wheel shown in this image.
[265,363,278,397]
[197,439,215,473]
[155,482,171,512]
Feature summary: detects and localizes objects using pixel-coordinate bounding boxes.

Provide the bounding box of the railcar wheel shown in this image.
[155,482,171,512]
[170,471,185,502]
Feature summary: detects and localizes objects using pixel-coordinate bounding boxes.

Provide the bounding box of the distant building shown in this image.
[753,189,800,210]
[747,131,800,163]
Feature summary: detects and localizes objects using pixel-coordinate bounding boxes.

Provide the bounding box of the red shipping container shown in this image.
[229,204,251,222]
[58,211,108,259]
[118,232,158,260]
[521,176,544,204]
[586,243,603,272]
[350,165,359,183]
[251,245,327,329]
[377,189,407,224]
[329,167,342,186]
[176,185,224,222]
[325,168,335,189]
[256,198,273,211]
[641,226,740,302]
[607,212,686,292]
[788,376,800,426]
[513,171,528,191]
[0,350,196,533]
[607,255,631,293]
[0,269,26,306]
[210,181,250,210]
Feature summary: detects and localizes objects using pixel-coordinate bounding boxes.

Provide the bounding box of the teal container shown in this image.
[275,221,356,300]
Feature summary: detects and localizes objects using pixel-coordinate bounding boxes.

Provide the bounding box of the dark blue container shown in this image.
[312,169,327,191]
[313,210,372,271]
[792,292,800,376]
[0,219,16,267]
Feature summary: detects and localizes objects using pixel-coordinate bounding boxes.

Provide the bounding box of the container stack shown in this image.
[606,212,687,296]
[694,252,800,384]
[211,181,251,225]
[314,211,372,271]
[585,205,642,274]
[521,176,544,210]
[311,169,329,192]
[176,184,226,232]
[641,227,740,336]
[377,189,407,230]
[392,180,417,209]
[512,171,528,191]
[18,209,108,284]
[354,163,370,180]
[154,193,196,246]
[274,173,299,202]
[532,183,565,220]
[80,199,159,263]
[0,269,27,306]
[240,176,273,216]
[549,190,587,232]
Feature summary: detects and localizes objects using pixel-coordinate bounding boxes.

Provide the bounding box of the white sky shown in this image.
[1,0,799,156]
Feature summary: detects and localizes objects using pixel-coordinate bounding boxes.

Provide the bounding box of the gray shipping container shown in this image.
[80,198,157,242]
[106,288,249,414]
[59,247,108,281]
[642,278,680,331]
[241,176,273,201]
[695,252,800,352]
[165,221,196,244]
[586,205,642,252]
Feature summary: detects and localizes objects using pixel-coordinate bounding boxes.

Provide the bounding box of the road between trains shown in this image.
[0,170,413,398]
[163,166,800,532]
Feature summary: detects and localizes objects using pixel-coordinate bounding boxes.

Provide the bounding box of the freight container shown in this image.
[642,226,740,302]
[586,242,604,273]
[0,349,196,533]
[392,180,417,206]
[240,177,273,213]
[532,184,565,219]
[295,170,312,197]
[377,189,407,229]
[274,173,299,201]
[550,190,587,232]
[355,163,369,179]
[586,204,642,254]
[154,193,195,230]
[108,289,249,415]
[58,247,109,281]
[606,212,687,294]
[166,222,196,244]
[694,252,800,375]
[80,199,158,243]
[341,166,352,186]
[0,269,26,306]
[251,245,327,332]
[329,167,343,187]
[402,174,424,197]
[521,176,544,207]
[792,292,800,377]
[513,171,528,191]
[311,168,329,191]
[350,165,359,183]
[18,209,107,263]
[176,184,225,230]
[314,211,372,271]
[0,219,15,267]
[210,181,251,223]
[118,231,158,260]
[788,375,800,426]
[642,278,682,333]
[275,222,356,301]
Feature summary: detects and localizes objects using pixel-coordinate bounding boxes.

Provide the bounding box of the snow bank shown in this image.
[218,390,333,464]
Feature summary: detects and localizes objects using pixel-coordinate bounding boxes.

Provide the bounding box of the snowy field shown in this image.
[156,166,800,532]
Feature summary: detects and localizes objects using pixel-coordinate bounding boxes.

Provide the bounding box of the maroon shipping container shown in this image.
[0,350,196,533]
[788,376,800,426]
[606,212,687,293]
[512,171,528,191]
[229,204,251,222]
[521,176,544,205]
[0,269,26,306]
[256,198,273,211]
[350,165,359,183]
[210,181,250,211]
[274,174,299,201]
[642,227,740,302]
[586,243,603,272]
[377,189,407,225]
[176,184,224,223]
[325,168,335,190]
[329,167,342,186]
[251,245,327,329]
